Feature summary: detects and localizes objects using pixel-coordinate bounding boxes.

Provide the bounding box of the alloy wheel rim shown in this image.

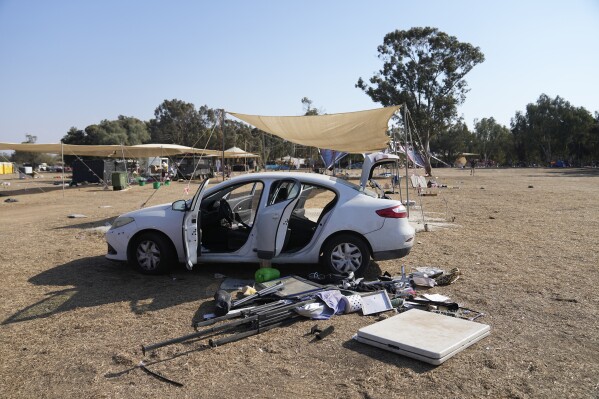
[330,242,362,273]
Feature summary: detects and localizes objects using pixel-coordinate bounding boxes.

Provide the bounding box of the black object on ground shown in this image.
[213,290,232,316]
[142,298,316,354]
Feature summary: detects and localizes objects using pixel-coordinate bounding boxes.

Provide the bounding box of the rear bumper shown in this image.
[373,246,412,261]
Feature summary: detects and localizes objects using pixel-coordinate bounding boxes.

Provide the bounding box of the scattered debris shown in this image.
[139,267,484,368]
[435,268,461,286]
[550,296,578,303]
[220,278,254,290]
[139,361,183,387]
[67,214,87,218]
[309,325,335,341]
[4,198,18,203]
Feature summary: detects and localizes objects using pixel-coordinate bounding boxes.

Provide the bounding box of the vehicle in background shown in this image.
[174,157,213,180]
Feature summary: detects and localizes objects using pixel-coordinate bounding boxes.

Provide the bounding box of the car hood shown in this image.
[121,203,174,218]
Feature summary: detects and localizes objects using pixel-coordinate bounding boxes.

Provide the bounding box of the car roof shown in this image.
[219,171,336,184]
[206,172,360,193]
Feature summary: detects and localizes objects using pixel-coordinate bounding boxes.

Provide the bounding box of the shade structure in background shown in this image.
[228,106,401,154]
[0,142,221,158]
[223,146,260,158]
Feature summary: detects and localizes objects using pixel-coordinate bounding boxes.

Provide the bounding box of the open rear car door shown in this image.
[359,152,400,198]
[255,179,302,260]
[183,178,210,269]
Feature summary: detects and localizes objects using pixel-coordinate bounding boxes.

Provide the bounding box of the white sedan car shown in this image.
[106,157,415,275]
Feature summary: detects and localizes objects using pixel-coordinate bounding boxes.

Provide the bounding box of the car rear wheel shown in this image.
[129,232,173,274]
[321,234,370,276]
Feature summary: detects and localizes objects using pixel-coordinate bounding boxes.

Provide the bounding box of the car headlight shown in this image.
[111,216,135,229]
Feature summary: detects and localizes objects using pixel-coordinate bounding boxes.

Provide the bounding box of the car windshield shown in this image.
[328,176,377,198]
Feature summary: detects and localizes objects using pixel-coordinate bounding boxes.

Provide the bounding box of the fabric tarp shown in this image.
[0,142,222,157]
[223,146,260,158]
[228,106,401,153]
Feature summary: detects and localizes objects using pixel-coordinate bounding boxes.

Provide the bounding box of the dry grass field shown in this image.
[1,167,598,398]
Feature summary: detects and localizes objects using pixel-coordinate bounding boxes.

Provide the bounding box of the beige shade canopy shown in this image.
[0,142,221,157]
[223,146,260,158]
[228,106,401,153]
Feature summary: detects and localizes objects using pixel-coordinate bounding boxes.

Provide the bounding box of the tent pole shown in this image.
[221,109,225,181]
[120,143,128,186]
[404,105,410,217]
[61,140,65,198]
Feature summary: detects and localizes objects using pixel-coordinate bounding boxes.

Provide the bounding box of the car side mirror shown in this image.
[172,199,187,211]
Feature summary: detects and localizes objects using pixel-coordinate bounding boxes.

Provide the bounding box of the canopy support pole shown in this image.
[61,140,65,198]
[221,109,225,181]
[120,143,128,185]
[403,105,410,217]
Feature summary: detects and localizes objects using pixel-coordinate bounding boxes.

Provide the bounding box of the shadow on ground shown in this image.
[2,257,217,325]
[341,338,435,374]
[545,168,599,178]
[3,254,383,325]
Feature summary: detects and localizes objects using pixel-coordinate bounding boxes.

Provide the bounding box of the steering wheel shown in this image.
[218,200,234,224]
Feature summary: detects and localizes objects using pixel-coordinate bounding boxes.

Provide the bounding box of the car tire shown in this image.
[321,234,370,276]
[129,232,173,275]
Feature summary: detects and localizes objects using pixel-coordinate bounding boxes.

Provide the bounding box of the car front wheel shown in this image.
[321,234,370,276]
[129,232,173,274]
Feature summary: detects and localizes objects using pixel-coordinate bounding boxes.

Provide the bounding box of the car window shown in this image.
[202,181,264,227]
[329,176,377,198]
[293,184,337,223]
[268,180,299,205]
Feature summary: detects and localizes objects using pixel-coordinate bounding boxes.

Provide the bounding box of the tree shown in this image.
[473,117,513,165]
[148,99,217,147]
[357,27,485,175]
[11,134,56,166]
[511,94,596,165]
[301,97,320,116]
[431,120,473,164]
[61,116,150,145]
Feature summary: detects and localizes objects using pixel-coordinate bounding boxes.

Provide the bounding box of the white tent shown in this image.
[223,146,260,158]
[228,106,401,154]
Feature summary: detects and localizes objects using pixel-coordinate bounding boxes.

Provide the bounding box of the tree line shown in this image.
[7,27,598,170]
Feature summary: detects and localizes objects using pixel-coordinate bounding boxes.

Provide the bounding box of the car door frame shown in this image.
[183,178,210,269]
[255,178,302,260]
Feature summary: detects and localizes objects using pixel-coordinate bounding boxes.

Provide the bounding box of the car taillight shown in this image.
[376,205,407,218]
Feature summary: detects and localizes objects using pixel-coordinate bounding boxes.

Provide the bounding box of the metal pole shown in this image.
[61,140,65,197]
[404,105,410,217]
[221,109,225,181]
[120,143,128,185]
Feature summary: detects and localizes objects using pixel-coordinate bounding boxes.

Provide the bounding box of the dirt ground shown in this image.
[0,167,598,399]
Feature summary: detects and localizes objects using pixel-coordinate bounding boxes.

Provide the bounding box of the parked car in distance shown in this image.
[105,156,415,276]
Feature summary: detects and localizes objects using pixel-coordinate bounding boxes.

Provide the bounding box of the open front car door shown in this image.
[183,178,210,269]
[255,179,302,260]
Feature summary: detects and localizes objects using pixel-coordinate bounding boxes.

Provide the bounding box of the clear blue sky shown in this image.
[1,0,598,144]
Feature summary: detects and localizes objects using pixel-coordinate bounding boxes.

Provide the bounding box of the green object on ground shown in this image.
[255,268,280,283]
[164,180,171,186]
[112,171,127,191]
[139,181,146,186]
[153,181,161,189]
